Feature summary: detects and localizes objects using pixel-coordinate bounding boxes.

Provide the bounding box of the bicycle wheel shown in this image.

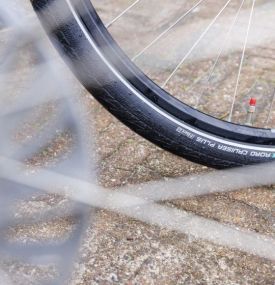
[31,0,275,168]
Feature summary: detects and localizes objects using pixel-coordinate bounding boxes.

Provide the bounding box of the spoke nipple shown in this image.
[246,97,257,126]
[249,98,257,107]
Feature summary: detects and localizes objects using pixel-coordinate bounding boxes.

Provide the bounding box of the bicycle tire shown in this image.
[32,0,275,168]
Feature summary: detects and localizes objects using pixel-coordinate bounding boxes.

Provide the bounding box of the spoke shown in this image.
[266,88,275,126]
[196,0,246,108]
[106,0,141,28]
[228,0,256,122]
[162,0,233,89]
[132,0,206,61]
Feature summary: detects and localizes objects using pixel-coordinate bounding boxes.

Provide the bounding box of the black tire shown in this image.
[32,0,275,168]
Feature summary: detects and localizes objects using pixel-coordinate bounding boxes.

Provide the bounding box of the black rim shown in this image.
[60,0,275,145]
[76,0,275,145]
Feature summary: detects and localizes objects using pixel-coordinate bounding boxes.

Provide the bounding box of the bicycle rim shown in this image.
[32,0,275,168]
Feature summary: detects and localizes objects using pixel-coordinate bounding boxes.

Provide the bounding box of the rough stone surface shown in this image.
[0,1,274,284]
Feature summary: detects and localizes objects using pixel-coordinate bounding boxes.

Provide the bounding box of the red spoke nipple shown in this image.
[246,98,257,126]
